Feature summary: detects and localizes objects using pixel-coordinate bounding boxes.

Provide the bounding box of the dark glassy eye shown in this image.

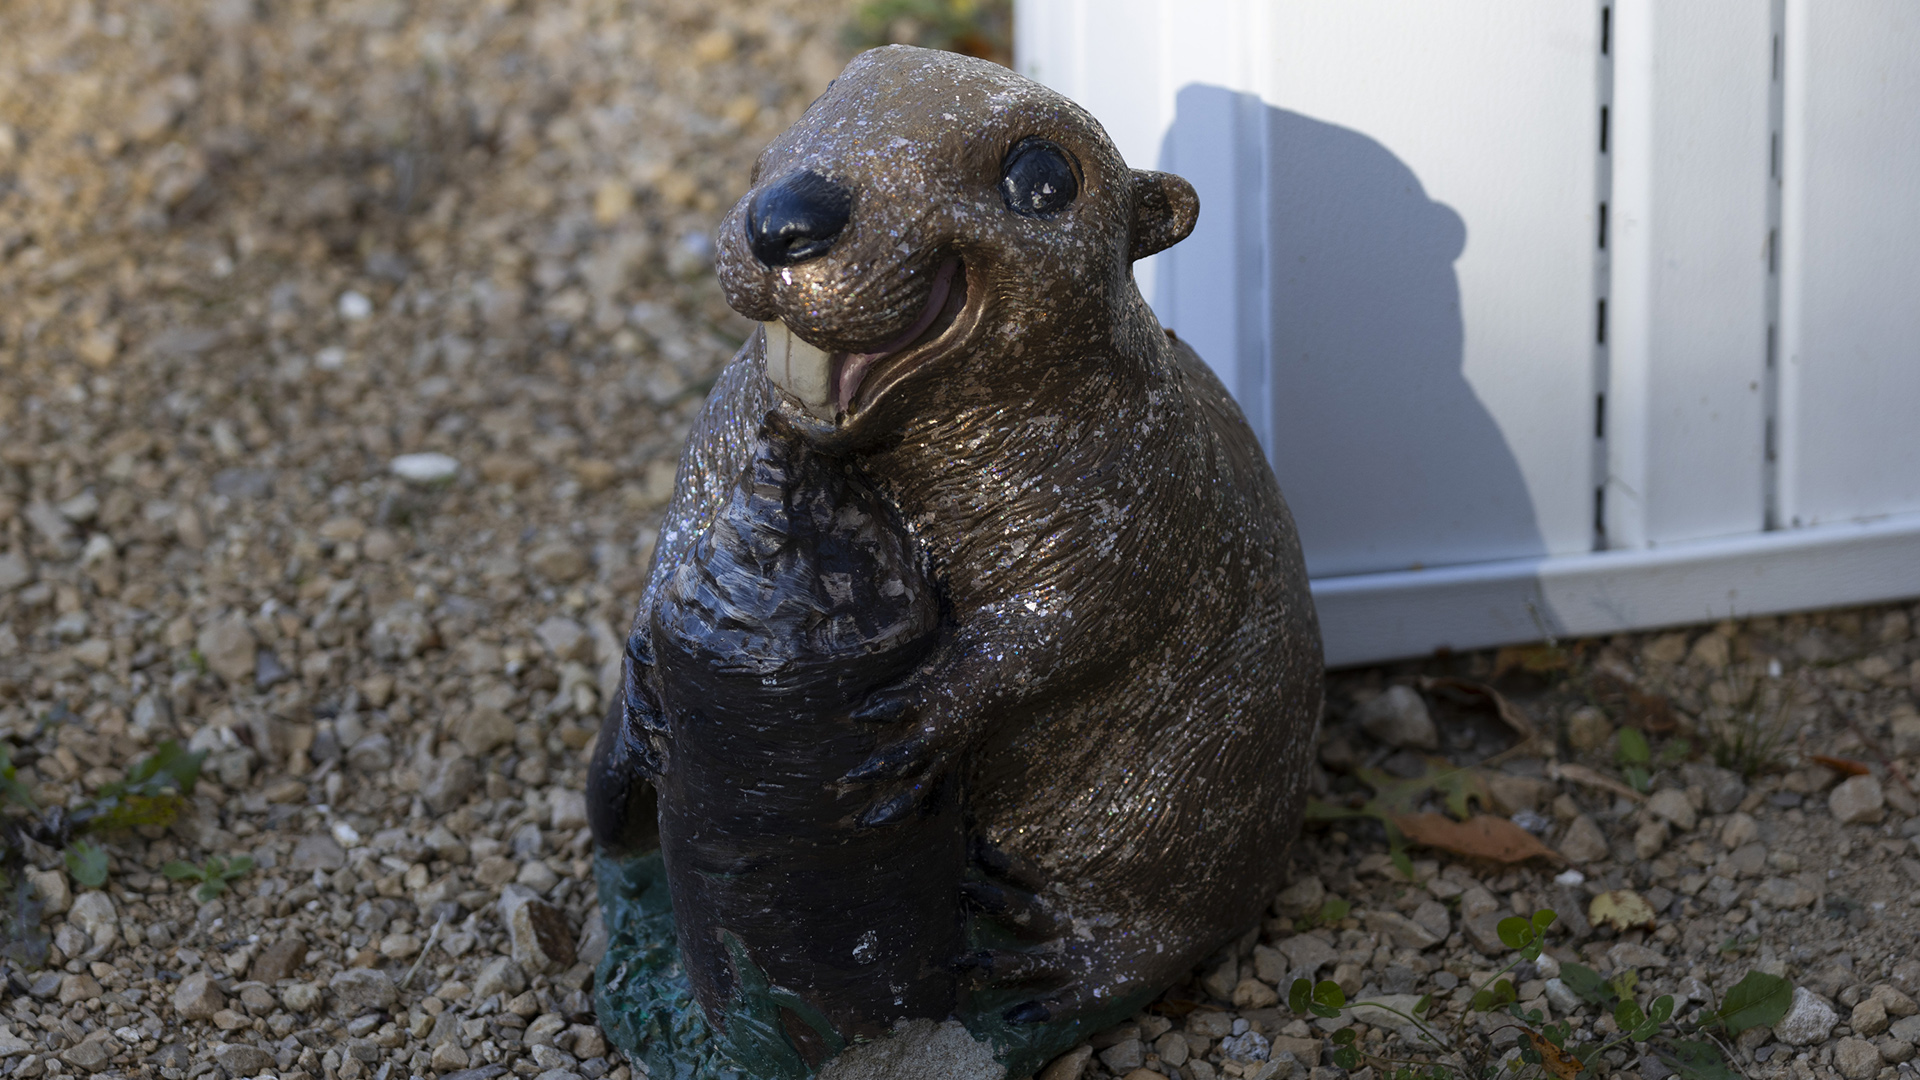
[1001,138,1079,218]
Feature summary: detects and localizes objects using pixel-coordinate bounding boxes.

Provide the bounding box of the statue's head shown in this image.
[715,45,1198,439]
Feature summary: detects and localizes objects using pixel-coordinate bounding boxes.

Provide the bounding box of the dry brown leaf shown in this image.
[1589,889,1658,931]
[1526,1031,1584,1080]
[1392,812,1563,864]
[1810,754,1871,777]
[1419,676,1537,743]
[1589,671,1681,734]
[1551,762,1647,803]
[1492,644,1573,679]
[1627,687,1679,734]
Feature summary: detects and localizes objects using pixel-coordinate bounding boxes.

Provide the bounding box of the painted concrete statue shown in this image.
[586,44,1324,1080]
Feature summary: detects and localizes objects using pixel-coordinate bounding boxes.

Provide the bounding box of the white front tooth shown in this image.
[763,320,792,392]
[761,320,835,419]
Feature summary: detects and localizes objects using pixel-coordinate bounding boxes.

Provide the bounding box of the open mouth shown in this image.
[762,256,971,422]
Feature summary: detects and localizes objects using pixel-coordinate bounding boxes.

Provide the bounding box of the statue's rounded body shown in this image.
[589,45,1324,1079]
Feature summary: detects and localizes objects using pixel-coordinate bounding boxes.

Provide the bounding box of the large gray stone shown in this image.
[1272,877,1325,919]
[196,615,257,685]
[329,968,397,1011]
[173,971,224,1020]
[214,1043,276,1074]
[1683,762,1748,815]
[1834,1036,1881,1080]
[0,551,31,591]
[1351,995,1428,1043]
[1829,775,1886,825]
[291,833,347,871]
[68,891,118,958]
[25,866,71,915]
[346,732,395,772]
[423,755,480,814]
[1276,933,1337,976]
[1362,909,1442,950]
[1774,987,1837,1046]
[1355,686,1438,750]
[1558,815,1610,863]
[472,957,527,999]
[454,705,515,756]
[1851,997,1890,1036]
[500,885,576,974]
[817,1019,1005,1080]
[61,1037,115,1073]
[1038,1045,1093,1080]
[1607,942,1668,970]
[1755,877,1817,909]
[1644,788,1697,832]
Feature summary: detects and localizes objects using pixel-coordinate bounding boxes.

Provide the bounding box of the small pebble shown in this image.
[338,290,374,319]
[391,451,461,485]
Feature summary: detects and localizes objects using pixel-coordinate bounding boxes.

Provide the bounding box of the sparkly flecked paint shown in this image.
[589,45,1324,1078]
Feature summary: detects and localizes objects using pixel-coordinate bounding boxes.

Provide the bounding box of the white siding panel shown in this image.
[1251,7,1602,574]
[1032,3,1605,578]
[1315,512,1920,666]
[1778,0,1920,528]
[1017,0,1920,664]
[1609,1,1774,548]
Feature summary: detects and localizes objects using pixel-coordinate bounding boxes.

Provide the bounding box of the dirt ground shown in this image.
[0,2,1915,1080]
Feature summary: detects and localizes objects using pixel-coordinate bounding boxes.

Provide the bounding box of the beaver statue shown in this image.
[587,44,1324,1080]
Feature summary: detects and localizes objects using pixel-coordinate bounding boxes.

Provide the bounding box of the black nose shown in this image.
[746,170,853,267]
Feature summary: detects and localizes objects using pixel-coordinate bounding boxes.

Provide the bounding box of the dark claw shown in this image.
[850,688,914,724]
[969,835,1049,892]
[959,881,1066,939]
[952,949,996,978]
[970,835,1013,876]
[1003,1001,1051,1025]
[855,787,920,828]
[953,947,1069,990]
[958,880,1012,916]
[841,737,927,783]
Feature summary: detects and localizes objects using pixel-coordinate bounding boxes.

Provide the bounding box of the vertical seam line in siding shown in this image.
[1762,0,1786,531]
[1593,1,1615,551]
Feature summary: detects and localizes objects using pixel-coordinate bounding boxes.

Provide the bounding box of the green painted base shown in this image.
[592,851,1152,1080]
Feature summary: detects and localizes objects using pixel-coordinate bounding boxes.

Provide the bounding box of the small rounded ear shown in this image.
[1128,169,1199,261]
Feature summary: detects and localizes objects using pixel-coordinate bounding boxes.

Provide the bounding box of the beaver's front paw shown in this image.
[957,838,1116,1026]
[840,680,969,827]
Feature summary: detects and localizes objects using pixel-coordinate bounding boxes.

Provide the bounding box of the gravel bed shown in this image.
[1,3,1916,1080]
[1074,610,1920,1080]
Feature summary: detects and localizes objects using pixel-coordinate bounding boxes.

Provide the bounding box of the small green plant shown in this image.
[1306,759,1496,879]
[1291,908,1791,1080]
[1616,728,1652,792]
[1614,729,1693,794]
[0,746,36,811]
[63,840,108,889]
[71,739,207,833]
[845,0,1012,65]
[163,854,255,903]
[0,870,49,968]
[1708,670,1796,778]
[0,736,205,960]
[1296,897,1352,932]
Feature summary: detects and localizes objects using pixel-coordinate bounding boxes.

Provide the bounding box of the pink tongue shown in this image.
[836,258,958,413]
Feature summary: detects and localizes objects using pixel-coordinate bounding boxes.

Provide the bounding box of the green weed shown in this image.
[1708,670,1796,779]
[845,0,1012,66]
[0,738,207,967]
[63,840,108,889]
[163,854,255,903]
[1293,908,1791,1080]
[1294,897,1352,932]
